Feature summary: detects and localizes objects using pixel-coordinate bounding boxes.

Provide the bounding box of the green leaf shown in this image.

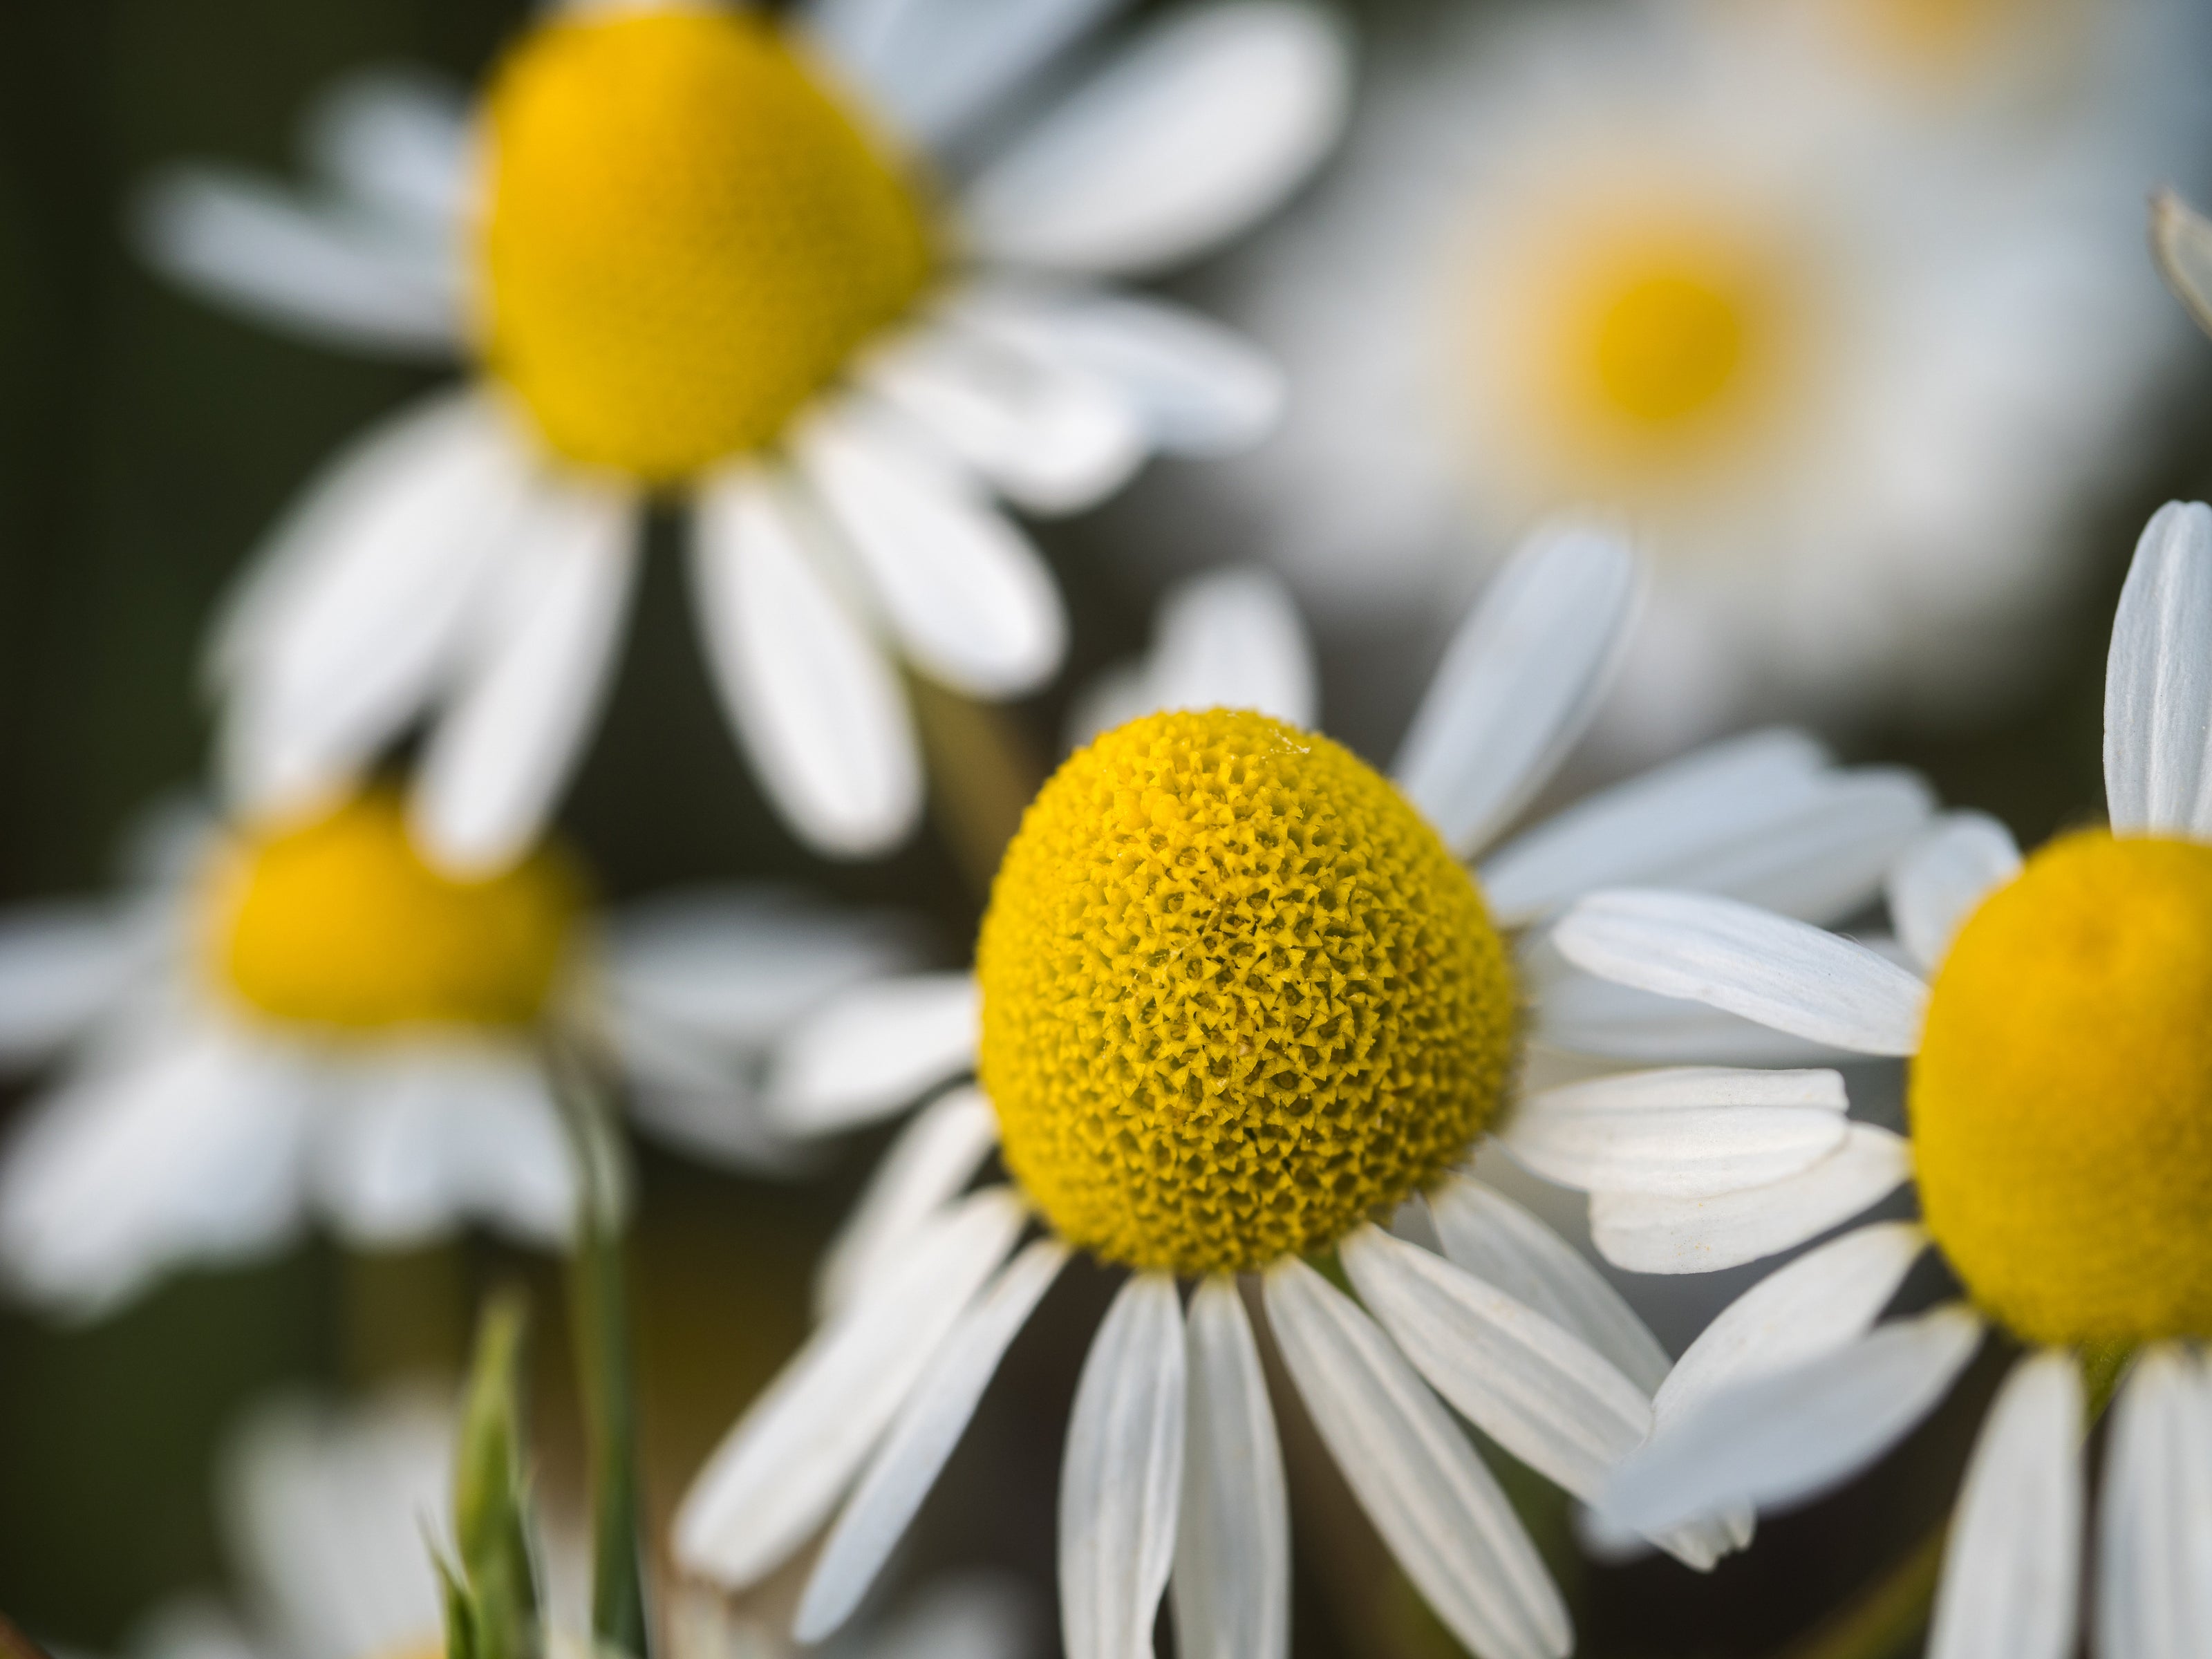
[453,1288,542,1659]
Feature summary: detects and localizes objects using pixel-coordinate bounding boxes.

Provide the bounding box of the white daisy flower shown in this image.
[668,523,1942,1658]
[127,1386,1025,1659]
[0,787,918,1318]
[1165,0,2191,755]
[1550,502,2212,1656]
[137,0,1351,875]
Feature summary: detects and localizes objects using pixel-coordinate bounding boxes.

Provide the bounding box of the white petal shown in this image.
[795,407,1067,696]
[815,1085,1002,1319]
[1928,1351,2081,1659]
[950,286,1285,456]
[219,393,524,814]
[2153,191,2212,337]
[803,0,1125,146]
[2096,1345,2212,1659]
[847,1577,1032,1659]
[1393,521,1639,859]
[691,469,923,857]
[133,166,462,355]
[961,2,1349,276]
[2105,500,2212,837]
[0,1023,313,1315]
[411,476,639,875]
[672,1188,1027,1588]
[1886,813,2022,973]
[861,321,1145,516]
[1141,567,1316,730]
[1499,1067,1848,1199]
[1652,1223,1929,1429]
[1589,1125,1912,1274]
[1172,1277,1288,1659]
[796,1238,1069,1642]
[1424,1174,1670,1397]
[1530,966,1853,1067]
[1484,735,1930,929]
[1060,1273,1187,1659]
[314,1044,575,1249]
[303,68,474,230]
[1340,1226,1651,1507]
[0,903,155,1063]
[1606,1306,1983,1534]
[768,972,979,1134]
[1263,1258,1570,1659]
[1553,891,1928,1057]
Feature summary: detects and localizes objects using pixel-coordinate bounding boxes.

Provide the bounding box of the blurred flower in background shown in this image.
[1164,0,2206,756]
[136,0,1349,873]
[0,787,919,1315]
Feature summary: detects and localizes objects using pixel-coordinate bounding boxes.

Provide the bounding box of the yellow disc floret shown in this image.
[479,7,935,482]
[1913,830,2212,1345]
[977,711,1518,1276]
[203,790,583,1034]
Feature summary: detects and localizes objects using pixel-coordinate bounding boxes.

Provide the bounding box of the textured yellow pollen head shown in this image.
[204,790,583,1034]
[479,7,935,482]
[1913,830,2212,1345]
[976,711,1518,1276]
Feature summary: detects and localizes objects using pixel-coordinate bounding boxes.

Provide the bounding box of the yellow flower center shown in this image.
[976,711,1518,1276]
[1831,0,2077,85]
[478,7,935,483]
[1912,831,2212,1346]
[203,791,583,1034]
[1464,202,1808,503]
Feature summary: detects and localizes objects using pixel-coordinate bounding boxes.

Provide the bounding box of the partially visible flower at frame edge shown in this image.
[135,0,1351,876]
[0,783,928,1318]
[1163,0,2202,758]
[667,523,1947,1659]
[1549,500,2212,1658]
[118,1377,1031,1659]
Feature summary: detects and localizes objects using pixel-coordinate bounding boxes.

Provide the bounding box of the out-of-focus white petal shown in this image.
[1886,812,2022,973]
[303,68,474,230]
[673,1188,1026,1588]
[1529,964,1852,1067]
[133,167,462,355]
[2104,500,2212,838]
[2096,1344,2212,1659]
[0,903,158,1065]
[769,972,979,1134]
[861,323,1145,516]
[1606,1306,1982,1534]
[691,469,923,858]
[2153,191,2212,338]
[1340,1226,1651,1507]
[962,3,1350,276]
[803,0,1126,147]
[1074,566,1315,747]
[1588,1125,1912,1274]
[1554,890,1928,1057]
[796,1238,1068,1642]
[1263,1257,1570,1659]
[1499,1067,1847,1198]
[411,476,639,876]
[1394,521,1639,859]
[219,393,526,816]
[794,408,1067,697]
[814,1085,1002,1319]
[1927,1351,2081,1659]
[1653,1223,1929,1428]
[1173,1277,1288,1659]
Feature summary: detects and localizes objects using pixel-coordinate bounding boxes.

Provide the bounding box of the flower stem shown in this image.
[1768,1521,1947,1659]
[906,675,1047,897]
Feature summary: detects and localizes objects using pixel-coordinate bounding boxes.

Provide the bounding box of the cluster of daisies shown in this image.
[8,1,2212,1658]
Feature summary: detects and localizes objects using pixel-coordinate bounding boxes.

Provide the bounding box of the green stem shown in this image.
[1770,1521,1947,1659]
[906,673,1047,897]
[546,1035,651,1659]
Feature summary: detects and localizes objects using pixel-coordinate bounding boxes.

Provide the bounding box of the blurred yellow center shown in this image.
[204,791,582,1033]
[479,7,935,482]
[1591,272,1747,426]
[1912,831,2212,1345]
[976,711,1518,1276]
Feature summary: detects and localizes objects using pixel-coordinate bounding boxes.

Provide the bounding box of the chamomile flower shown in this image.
[139,0,1349,874]
[129,1386,1026,1659]
[0,787,915,1317]
[668,524,1941,1658]
[1551,503,2212,1656]
[1172,0,2188,753]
